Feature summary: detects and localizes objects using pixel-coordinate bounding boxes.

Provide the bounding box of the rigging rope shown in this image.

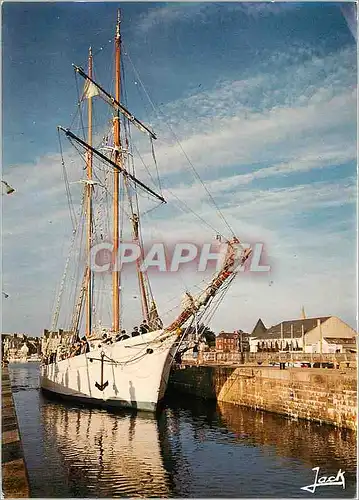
[57,130,77,231]
[73,71,86,140]
[200,273,236,326]
[51,225,79,331]
[67,206,86,331]
[164,186,225,237]
[51,191,86,331]
[130,140,223,235]
[150,136,163,196]
[124,45,236,239]
[120,61,158,321]
[57,48,239,340]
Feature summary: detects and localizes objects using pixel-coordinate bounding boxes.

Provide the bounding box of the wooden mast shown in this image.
[86,47,93,338]
[69,11,165,333]
[112,12,121,333]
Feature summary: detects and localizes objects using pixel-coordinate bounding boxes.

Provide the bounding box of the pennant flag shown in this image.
[83,80,100,100]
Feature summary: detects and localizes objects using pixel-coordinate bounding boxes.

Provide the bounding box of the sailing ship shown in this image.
[40,12,252,411]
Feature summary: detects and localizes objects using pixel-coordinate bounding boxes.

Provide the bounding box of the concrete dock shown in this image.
[2,366,30,498]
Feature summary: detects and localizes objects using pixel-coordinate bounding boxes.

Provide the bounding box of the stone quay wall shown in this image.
[168,365,357,431]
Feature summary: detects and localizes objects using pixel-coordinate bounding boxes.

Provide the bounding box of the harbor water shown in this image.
[9,363,357,498]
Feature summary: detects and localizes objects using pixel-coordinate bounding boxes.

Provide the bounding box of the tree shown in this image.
[199,324,216,348]
[186,323,216,348]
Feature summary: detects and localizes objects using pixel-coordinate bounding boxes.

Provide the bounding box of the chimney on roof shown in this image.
[301,324,305,352]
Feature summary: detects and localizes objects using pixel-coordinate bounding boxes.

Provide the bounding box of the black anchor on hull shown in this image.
[94,352,109,391]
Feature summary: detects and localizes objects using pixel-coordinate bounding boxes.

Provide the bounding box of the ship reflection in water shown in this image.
[10,364,357,498]
[42,402,171,498]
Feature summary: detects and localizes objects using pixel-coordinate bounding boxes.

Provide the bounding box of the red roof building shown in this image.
[216,331,240,352]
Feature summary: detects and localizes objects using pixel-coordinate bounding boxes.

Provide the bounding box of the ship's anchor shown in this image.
[92,352,109,392]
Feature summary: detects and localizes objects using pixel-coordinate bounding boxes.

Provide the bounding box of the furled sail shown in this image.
[83,80,100,100]
[148,301,163,330]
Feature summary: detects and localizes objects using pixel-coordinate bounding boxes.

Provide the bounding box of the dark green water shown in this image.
[9,363,357,498]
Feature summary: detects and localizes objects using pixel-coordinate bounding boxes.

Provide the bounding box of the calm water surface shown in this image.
[9,363,357,498]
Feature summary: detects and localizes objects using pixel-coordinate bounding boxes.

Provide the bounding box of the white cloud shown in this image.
[136,2,301,35]
[149,89,355,175]
[129,46,356,191]
[135,3,211,35]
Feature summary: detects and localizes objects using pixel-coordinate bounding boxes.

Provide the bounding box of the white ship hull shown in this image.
[41,330,178,411]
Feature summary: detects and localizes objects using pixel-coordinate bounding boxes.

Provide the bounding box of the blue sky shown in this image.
[2,2,357,335]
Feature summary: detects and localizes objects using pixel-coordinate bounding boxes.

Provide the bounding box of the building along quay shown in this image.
[168,362,357,431]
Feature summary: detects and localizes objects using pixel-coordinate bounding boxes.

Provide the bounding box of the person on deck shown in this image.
[81,336,90,353]
[131,326,140,337]
[116,330,129,341]
[174,351,182,364]
[140,320,150,335]
[155,317,163,329]
[102,333,112,345]
[70,342,81,357]
[193,344,199,365]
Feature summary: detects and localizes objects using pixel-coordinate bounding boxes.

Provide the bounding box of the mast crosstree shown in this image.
[58,128,165,204]
[72,67,157,139]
